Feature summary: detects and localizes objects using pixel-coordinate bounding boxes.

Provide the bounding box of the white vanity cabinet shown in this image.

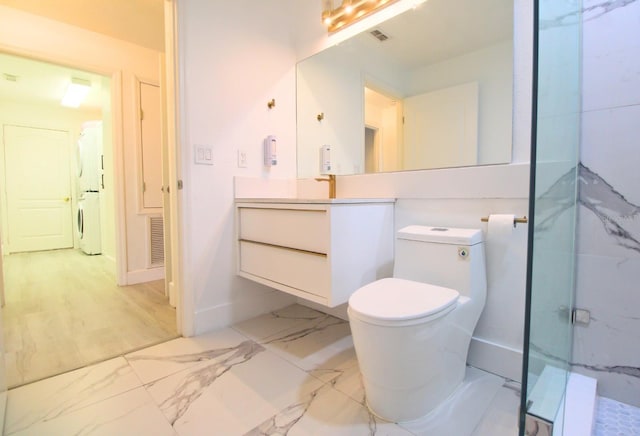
[235,199,395,307]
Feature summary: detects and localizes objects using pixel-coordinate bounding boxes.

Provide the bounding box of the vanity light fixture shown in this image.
[322,0,401,33]
[322,0,427,33]
[322,0,334,25]
[61,77,91,108]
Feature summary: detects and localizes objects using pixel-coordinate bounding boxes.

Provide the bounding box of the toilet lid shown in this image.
[349,278,459,322]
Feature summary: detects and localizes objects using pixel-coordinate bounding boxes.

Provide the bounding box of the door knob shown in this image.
[63,197,70,202]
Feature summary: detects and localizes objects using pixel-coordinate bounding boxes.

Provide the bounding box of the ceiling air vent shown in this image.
[370,29,390,42]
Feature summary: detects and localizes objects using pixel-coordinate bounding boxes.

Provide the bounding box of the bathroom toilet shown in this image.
[348,225,487,422]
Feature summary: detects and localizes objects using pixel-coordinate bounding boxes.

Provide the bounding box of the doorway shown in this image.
[363,86,403,172]
[0,52,178,387]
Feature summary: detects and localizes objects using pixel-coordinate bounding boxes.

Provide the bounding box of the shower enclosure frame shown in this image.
[520,0,582,434]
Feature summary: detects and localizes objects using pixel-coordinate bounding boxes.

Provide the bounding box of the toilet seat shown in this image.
[348,277,460,327]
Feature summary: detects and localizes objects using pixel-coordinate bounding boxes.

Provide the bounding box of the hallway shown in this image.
[1,249,177,387]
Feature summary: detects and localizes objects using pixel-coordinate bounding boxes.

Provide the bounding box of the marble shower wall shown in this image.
[573,0,640,407]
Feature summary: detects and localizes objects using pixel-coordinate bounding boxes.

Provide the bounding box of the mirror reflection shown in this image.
[297,0,514,177]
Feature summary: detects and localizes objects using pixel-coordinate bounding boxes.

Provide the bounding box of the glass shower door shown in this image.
[520,0,582,434]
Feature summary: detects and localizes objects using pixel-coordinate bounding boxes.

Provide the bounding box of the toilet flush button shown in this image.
[458,247,469,259]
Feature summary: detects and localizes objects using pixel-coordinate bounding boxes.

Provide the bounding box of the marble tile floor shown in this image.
[1,249,178,388]
[4,304,520,435]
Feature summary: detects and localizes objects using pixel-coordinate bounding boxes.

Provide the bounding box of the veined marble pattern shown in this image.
[527,160,640,405]
[573,0,640,407]
[5,357,143,434]
[9,387,176,436]
[247,383,412,436]
[5,304,522,435]
[582,0,640,112]
[532,162,640,274]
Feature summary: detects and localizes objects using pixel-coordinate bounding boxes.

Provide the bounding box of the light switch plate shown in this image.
[237,150,248,168]
[194,144,213,165]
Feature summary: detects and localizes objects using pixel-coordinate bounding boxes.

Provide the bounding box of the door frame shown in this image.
[164,0,191,336]
[0,8,187,334]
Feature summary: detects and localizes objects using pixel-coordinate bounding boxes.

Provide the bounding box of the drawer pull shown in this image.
[239,239,327,257]
[239,206,326,213]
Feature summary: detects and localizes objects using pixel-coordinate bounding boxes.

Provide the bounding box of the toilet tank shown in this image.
[393,225,486,299]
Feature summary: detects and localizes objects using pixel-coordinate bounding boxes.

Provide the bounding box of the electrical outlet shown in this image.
[237,150,248,168]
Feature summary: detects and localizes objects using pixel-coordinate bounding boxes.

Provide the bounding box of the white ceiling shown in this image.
[355,0,514,69]
[0,0,164,52]
[0,53,106,111]
[0,0,164,111]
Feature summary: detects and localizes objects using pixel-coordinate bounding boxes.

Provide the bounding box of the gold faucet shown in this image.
[314,174,336,199]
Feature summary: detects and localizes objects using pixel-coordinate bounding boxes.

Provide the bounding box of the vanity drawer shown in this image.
[238,206,328,254]
[239,240,330,297]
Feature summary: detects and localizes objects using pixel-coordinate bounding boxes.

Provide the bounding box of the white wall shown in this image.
[297,48,366,177]
[0,100,101,252]
[407,41,514,166]
[573,0,640,407]
[0,5,164,284]
[176,0,301,334]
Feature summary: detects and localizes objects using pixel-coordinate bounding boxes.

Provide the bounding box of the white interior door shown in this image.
[140,82,163,209]
[3,125,73,253]
[403,82,479,170]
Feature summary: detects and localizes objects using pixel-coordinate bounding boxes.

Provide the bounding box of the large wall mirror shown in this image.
[297,0,514,178]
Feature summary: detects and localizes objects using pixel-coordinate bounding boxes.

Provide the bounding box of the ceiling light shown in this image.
[343,0,354,13]
[322,0,403,33]
[61,77,91,108]
[326,0,427,44]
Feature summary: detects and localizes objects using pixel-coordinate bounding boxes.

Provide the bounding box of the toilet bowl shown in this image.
[348,225,487,422]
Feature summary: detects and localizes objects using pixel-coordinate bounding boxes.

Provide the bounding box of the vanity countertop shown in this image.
[235,198,396,204]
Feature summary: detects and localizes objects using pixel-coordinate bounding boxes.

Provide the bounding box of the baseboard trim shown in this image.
[194,291,296,335]
[102,254,117,278]
[126,267,165,285]
[468,337,523,382]
[168,281,176,307]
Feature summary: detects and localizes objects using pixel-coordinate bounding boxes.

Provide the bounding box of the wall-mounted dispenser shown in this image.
[264,135,277,167]
[319,144,331,174]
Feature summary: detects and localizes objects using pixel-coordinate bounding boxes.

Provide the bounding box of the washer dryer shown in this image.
[78,191,101,255]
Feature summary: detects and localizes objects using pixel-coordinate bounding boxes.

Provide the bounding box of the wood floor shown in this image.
[1,249,178,388]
